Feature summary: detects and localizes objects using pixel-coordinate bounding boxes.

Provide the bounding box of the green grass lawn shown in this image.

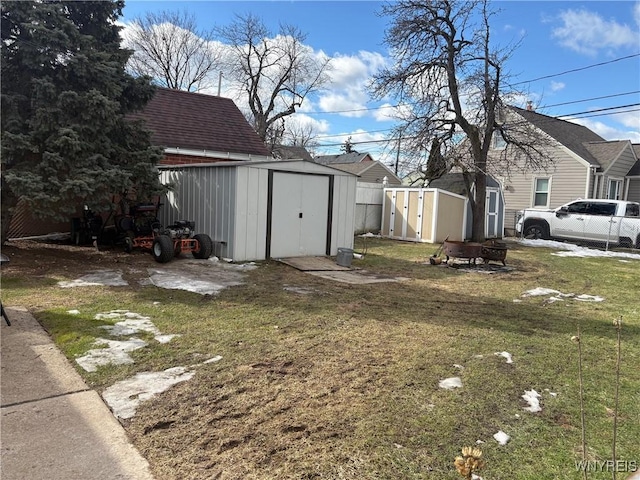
[3,238,639,479]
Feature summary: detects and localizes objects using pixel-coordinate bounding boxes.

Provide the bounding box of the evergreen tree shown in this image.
[1,1,165,243]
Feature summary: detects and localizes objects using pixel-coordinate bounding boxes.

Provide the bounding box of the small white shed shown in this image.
[381,187,468,243]
[158,160,357,261]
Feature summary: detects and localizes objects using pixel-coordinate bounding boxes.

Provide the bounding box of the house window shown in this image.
[533,178,550,207]
[607,179,622,200]
[492,130,506,150]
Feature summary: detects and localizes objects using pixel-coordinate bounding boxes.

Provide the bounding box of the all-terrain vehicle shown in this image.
[116,203,214,263]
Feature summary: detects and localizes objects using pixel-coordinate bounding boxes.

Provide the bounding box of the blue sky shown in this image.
[120,1,640,162]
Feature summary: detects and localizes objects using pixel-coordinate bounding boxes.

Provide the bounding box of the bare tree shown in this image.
[124,10,220,92]
[217,13,331,142]
[371,0,553,242]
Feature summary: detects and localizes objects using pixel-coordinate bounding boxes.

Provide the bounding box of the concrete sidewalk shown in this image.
[1,307,154,480]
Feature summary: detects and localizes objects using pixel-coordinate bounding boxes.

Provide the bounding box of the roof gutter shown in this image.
[163,147,273,163]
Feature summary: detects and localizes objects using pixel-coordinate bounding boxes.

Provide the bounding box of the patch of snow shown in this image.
[102,366,195,419]
[522,287,562,297]
[472,475,484,480]
[493,430,510,445]
[96,311,179,344]
[67,309,80,315]
[147,268,244,295]
[453,364,465,370]
[203,355,223,364]
[522,389,542,412]
[544,388,558,397]
[439,377,462,389]
[58,270,128,288]
[519,238,640,260]
[494,351,513,363]
[75,338,147,372]
[521,288,604,303]
[575,294,604,302]
[475,439,485,444]
[359,232,381,238]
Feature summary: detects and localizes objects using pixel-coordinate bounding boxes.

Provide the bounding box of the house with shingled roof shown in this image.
[314,152,402,185]
[492,106,640,233]
[131,87,272,165]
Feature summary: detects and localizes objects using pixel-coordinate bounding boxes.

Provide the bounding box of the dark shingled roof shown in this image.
[427,173,500,196]
[130,88,271,157]
[583,141,629,172]
[314,152,374,164]
[271,145,313,161]
[511,106,605,167]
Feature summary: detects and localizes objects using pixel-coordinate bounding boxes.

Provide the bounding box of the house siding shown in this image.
[359,164,402,185]
[628,178,640,203]
[602,145,636,199]
[502,147,590,211]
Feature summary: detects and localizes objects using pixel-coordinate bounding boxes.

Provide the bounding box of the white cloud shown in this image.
[566,116,640,143]
[550,81,565,92]
[552,8,640,55]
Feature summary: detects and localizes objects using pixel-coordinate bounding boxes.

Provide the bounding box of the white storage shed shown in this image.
[158,160,357,261]
[381,187,468,243]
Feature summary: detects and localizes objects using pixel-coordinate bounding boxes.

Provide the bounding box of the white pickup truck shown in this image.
[516,199,640,248]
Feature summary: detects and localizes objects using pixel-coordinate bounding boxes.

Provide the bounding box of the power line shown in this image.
[509,53,640,86]
[540,91,640,110]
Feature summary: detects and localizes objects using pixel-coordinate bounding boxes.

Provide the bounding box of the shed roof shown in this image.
[131,88,272,157]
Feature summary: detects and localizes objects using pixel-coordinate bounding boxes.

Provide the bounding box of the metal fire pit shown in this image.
[443,240,482,264]
[481,240,508,265]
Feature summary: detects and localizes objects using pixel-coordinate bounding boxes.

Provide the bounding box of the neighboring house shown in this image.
[314,153,402,233]
[270,144,314,162]
[314,152,376,165]
[7,88,273,239]
[629,144,640,203]
[131,87,273,165]
[494,106,640,233]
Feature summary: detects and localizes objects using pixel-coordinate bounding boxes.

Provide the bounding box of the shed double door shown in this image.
[269,172,330,258]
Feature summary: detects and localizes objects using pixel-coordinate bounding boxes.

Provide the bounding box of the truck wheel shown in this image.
[152,235,174,263]
[192,233,214,259]
[524,223,549,240]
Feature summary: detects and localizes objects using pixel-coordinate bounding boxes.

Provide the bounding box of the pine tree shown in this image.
[1,1,164,243]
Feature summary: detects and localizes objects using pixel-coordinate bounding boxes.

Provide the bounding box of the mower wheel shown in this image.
[124,231,135,253]
[192,233,214,259]
[152,235,174,263]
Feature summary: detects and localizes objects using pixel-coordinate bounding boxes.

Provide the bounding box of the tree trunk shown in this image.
[471,167,487,243]
[1,176,18,245]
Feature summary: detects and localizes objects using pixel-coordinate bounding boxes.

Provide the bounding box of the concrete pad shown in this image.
[1,391,153,480]
[278,256,351,271]
[1,307,154,480]
[307,270,410,284]
[1,309,87,406]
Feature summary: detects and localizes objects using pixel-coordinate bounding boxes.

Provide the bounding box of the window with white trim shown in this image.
[492,130,506,150]
[533,178,550,207]
[607,178,622,200]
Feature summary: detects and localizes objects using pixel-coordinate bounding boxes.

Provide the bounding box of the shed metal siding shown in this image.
[159,160,356,261]
[159,166,237,259]
[234,167,269,261]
